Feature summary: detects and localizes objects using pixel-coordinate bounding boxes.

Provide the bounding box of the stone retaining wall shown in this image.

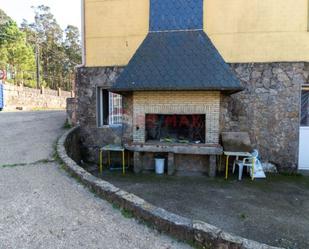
[2,82,72,111]
[57,126,283,249]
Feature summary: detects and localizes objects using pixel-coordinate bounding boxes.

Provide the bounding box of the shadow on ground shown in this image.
[85,165,309,249]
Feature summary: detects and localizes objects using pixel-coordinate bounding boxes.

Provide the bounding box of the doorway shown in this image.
[299,86,309,170]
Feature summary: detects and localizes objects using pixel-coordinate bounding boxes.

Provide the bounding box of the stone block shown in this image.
[241,238,283,249]
[209,155,217,177]
[221,132,252,152]
[133,152,143,173]
[193,220,221,249]
[168,152,175,175]
[218,231,244,249]
[150,207,194,241]
[92,180,120,201]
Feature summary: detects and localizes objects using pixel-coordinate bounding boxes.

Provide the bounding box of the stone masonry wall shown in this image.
[76,66,125,162]
[2,82,72,111]
[133,91,220,144]
[222,62,309,170]
[77,63,308,171]
[66,97,78,126]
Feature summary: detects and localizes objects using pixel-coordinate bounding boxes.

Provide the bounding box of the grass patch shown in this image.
[52,139,61,162]
[63,119,72,129]
[239,213,248,220]
[32,159,54,164]
[111,203,134,219]
[121,208,134,219]
[112,203,120,210]
[186,240,210,249]
[0,163,27,168]
[279,171,303,177]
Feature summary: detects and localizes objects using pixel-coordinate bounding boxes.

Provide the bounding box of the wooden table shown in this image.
[99,144,127,175]
[223,151,252,180]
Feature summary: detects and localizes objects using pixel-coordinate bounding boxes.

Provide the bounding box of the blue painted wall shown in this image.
[0,83,4,110]
[150,0,203,32]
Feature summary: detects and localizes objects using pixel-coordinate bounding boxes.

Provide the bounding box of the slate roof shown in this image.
[111,30,243,92]
[150,0,203,31]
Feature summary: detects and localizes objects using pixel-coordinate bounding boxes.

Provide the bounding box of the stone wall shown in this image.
[76,66,125,162]
[222,62,309,170]
[58,127,283,249]
[66,98,78,126]
[64,126,82,164]
[76,63,309,171]
[132,91,220,144]
[2,82,72,111]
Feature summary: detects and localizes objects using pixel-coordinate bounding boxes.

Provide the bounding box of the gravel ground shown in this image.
[0,163,190,249]
[0,111,66,165]
[0,111,190,249]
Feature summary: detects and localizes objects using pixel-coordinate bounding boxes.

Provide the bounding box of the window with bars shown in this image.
[109,92,122,125]
[301,88,309,127]
[97,88,122,127]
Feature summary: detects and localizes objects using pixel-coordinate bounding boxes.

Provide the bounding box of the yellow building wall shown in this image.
[84,0,149,66]
[84,0,309,66]
[204,0,309,62]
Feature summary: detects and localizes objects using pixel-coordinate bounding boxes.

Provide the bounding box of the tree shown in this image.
[64,25,81,66]
[26,5,81,90]
[63,25,81,90]
[0,11,36,87]
[0,6,81,90]
[0,9,12,68]
[0,9,11,26]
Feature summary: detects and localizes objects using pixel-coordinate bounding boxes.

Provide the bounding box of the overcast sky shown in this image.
[0,0,81,31]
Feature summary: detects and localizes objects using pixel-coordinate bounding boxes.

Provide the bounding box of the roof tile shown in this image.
[111,31,243,92]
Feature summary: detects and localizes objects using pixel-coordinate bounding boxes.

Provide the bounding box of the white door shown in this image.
[299,88,309,170]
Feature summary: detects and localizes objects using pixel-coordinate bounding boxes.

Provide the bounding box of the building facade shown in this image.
[77,0,309,174]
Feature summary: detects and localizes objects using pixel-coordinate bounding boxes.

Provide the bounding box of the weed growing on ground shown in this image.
[111,203,134,219]
[239,213,247,220]
[63,119,72,129]
[121,208,134,219]
[52,140,61,162]
[0,158,54,168]
[0,163,27,168]
[112,203,120,210]
[187,240,210,249]
[33,159,54,164]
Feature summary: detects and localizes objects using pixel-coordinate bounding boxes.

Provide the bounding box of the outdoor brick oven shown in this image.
[118,91,223,176]
[133,91,220,144]
[119,90,224,176]
[108,0,243,176]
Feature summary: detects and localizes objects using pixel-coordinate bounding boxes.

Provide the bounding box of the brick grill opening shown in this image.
[133,91,220,144]
[145,114,206,143]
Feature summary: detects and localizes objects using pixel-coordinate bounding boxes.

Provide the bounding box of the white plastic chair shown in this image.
[233,150,258,180]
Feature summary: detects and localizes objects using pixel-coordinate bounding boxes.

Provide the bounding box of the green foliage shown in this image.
[0,16,36,84]
[0,6,81,90]
[63,119,72,129]
[120,208,134,219]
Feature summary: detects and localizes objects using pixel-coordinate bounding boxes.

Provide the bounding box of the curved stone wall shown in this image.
[57,127,283,249]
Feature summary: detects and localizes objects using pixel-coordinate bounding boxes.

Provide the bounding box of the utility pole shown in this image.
[35,43,40,89]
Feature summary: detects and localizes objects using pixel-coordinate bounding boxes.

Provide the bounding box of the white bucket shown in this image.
[155,158,165,174]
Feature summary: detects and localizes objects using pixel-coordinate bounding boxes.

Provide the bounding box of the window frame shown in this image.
[96,87,123,128]
[301,85,309,127]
